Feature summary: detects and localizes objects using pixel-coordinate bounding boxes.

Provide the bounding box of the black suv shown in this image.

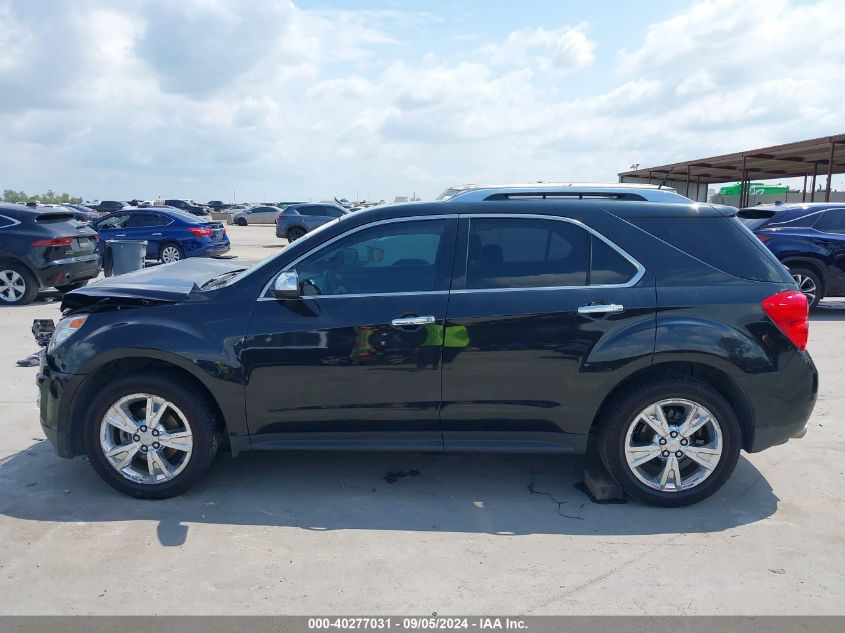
[164,199,209,216]
[738,203,845,308]
[0,203,100,305]
[36,200,817,506]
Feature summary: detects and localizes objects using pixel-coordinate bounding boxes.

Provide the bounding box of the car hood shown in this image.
[61,258,247,311]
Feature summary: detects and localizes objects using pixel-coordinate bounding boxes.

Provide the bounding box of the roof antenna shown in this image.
[656,166,675,189]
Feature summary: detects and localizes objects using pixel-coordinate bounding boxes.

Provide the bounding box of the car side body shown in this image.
[275,203,349,240]
[232,205,283,225]
[94,207,230,263]
[37,199,817,504]
[738,203,845,307]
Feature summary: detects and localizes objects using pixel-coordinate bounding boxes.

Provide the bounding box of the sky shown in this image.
[1,0,844,203]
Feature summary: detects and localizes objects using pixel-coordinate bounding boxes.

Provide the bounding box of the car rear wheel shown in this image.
[598,376,741,507]
[160,243,184,264]
[789,266,822,309]
[287,226,306,241]
[235,217,248,226]
[84,373,221,499]
[0,263,39,305]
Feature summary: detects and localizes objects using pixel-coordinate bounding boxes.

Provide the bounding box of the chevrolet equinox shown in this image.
[36,199,818,506]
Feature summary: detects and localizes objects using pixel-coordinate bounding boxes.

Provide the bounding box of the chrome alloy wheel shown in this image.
[99,393,193,485]
[624,399,723,492]
[0,269,25,303]
[792,273,817,305]
[161,246,182,263]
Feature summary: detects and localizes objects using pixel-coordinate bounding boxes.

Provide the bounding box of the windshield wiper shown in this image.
[201,270,244,290]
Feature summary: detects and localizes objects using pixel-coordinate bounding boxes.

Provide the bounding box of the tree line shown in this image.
[2,189,83,204]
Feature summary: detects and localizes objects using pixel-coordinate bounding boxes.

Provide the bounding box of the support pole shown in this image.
[802,174,807,203]
[740,156,748,207]
[811,162,818,202]
[685,164,691,197]
[825,141,836,202]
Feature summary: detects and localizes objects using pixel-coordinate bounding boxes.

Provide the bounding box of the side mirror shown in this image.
[272,270,300,300]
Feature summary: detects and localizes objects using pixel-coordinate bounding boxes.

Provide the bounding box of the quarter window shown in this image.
[591,238,637,285]
[294,219,448,296]
[814,208,845,234]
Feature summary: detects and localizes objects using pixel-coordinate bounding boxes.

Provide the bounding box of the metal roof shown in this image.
[619,134,845,184]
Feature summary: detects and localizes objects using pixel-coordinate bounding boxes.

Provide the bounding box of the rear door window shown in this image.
[127,213,164,228]
[466,217,589,289]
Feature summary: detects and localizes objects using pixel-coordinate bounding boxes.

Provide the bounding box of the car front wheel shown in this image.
[84,373,221,499]
[598,376,741,507]
[235,217,248,226]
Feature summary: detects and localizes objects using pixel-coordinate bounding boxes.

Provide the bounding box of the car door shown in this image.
[241,215,457,449]
[251,206,277,224]
[125,212,166,258]
[812,208,845,294]
[441,213,657,453]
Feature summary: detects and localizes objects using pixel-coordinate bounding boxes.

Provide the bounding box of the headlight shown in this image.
[48,315,88,353]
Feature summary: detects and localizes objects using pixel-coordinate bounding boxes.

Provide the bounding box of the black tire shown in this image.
[159,242,184,264]
[0,262,39,306]
[236,217,248,226]
[788,266,822,309]
[56,280,89,293]
[598,376,741,507]
[83,372,221,499]
[287,226,306,242]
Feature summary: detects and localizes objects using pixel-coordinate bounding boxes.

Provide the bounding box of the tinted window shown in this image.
[127,213,163,228]
[295,219,447,295]
[591,238,637,284]
[631,216,789,283]
[98,214,130,229]
[814,208,845,234]
[467,218,588,289]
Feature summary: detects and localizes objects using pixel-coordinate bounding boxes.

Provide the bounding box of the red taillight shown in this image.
[188,227,213,237]
[32,237,73,247]
[762,290,809,350]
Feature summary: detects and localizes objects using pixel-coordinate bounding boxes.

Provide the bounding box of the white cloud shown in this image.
[483,24,596,75]
[0,0,844,201]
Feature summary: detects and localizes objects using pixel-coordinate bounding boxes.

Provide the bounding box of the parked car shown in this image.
[277,201,307,210]
[738,203,845,308]
[275,203,349,241]
[89,200,130,214]
[59,204,101,224]
[37,199,816,504]
[207,200,230,211]
[0,203,100,305]
[437,182,691,203]
[94,207,230,263]
[163,199,210,216]
[232,205,283,226]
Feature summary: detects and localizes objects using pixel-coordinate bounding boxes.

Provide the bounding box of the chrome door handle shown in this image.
[391,315,436,327]
[115,234,127,237]
[577,303,624,316]
[151,233,162,236]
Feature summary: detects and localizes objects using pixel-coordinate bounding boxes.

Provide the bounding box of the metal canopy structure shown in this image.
[618,134,845,206]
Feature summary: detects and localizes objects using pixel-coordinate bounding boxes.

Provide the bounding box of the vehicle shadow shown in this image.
[0,441,778,546]
[810,299,845,321]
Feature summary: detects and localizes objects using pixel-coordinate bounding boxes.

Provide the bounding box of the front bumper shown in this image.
[37,360,85,458]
